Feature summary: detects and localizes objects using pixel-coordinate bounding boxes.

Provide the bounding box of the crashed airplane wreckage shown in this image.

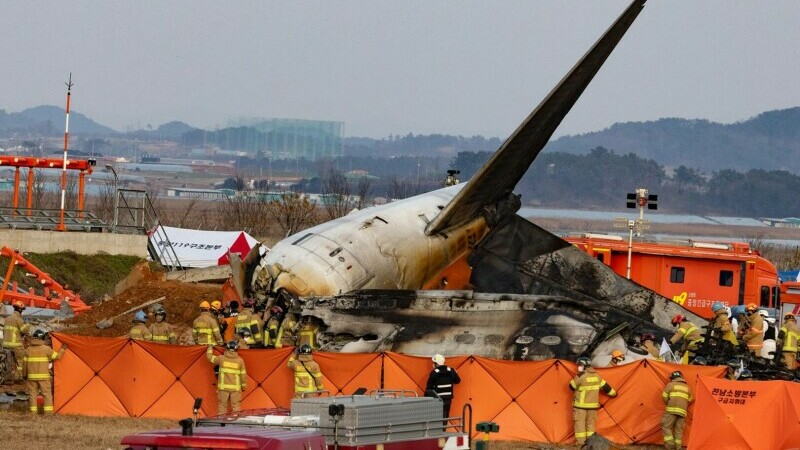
[229,0,702,362]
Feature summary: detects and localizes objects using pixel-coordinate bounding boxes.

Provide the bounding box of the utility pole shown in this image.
[57,73,73,232]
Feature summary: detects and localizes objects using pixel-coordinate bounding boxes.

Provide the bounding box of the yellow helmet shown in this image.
[211,300,222,311]
[611,350,624,359]
[199,301,211,309]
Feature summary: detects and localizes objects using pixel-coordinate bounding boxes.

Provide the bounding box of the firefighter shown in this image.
[661,370,692,450]
[149,307,177,344]
[263,306,283,349]
[287,344,324,398]
[235,299,262,348]
[193,301,223,345]
[236,329,251,350]
[670,314,704,362]
[741,303,764,356]
[710,302,738,346]
[23,329,66,414]
[206,341,247,415]
[640,333,662,361]
[569,357,617,446]
[778,313,799,370]
[3,300,30,381]
[297,316,318,350]
[725,359,740,380]
[609,350,625,366]
[276,312,298,349]
[426,354,461,418]
[129,310,152,341]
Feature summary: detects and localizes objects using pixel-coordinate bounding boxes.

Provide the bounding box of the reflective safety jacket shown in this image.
[235,309,262,346]
[276,316,298,348]
[288,354,324,394]
[569,367,616,409]
[150,321,177,344]
[643,339,662,360]
[297,321,318,349]
[2,311,29,349]
[670,321,704,350]
[193,312,223,345]
[426,365,461,400]
[743,313,764,350]
[263,316,280,347]
[206,348,247,392]
[662,377,692,417]
[712,310,738,346]
[779,320,800,353]
[23,339,64,381]
[129,323,152,341]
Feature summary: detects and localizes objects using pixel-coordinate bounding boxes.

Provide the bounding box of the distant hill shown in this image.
[0,105,117,136]
[545,107,800,173]
[124,121,198,140]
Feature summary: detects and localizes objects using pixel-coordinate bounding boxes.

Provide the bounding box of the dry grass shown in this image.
[0,410,173,450]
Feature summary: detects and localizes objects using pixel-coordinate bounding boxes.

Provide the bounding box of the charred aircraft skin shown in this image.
[232,1,700,362]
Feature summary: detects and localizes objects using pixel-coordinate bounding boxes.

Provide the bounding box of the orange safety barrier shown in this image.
[62,333,800,447]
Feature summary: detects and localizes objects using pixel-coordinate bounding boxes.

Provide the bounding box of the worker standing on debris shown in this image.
[263,306,283,348]
[661,370,692,450]
[741,303,764,356]
[221,301,238,343]
[288,344,324,398]
[609,350,625,366]
[569,357,617,446]
[149,308,177,344]
[778,313,799,369]
[129,311,152,341]
[670,315,704,363]
[275,312,298,348]
[206,341,247,415]
[710,302,738,346]
[193,301,223,345]
[236,299,262,348]
[426,354,461,418]
[297,316,318,349]
[23,329,66,414]
[639,333,662,361]
[3,301,30,381]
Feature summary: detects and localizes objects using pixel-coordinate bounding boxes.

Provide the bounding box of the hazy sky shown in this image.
[3,1,800,138]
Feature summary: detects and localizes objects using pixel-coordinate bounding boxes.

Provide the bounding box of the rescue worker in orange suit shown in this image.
[288,344,324,398]
[640,333,662,361]
[23,329,66,414]
[3,300,30,381]
[662,370,692,450]
[149,307,177,344]
[741,303,764,356]
[569,357,617,446]
[670,314,704,362]
[609,350,625,366]
[206,340,247,415]
[276,312,298,348]
[263,306,282,349]
[426,354,461,418]
[236,299,262,348]
[221,301,238,343]
[129,310,152,341]
[193,301,223,345]
[710,302,738,347]
[778,313,799,369]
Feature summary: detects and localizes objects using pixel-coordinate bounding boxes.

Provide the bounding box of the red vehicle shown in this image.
[565,234,783,318]
[121,394,472,450]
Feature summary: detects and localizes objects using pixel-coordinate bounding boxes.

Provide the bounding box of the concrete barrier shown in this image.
[0,230,148,257]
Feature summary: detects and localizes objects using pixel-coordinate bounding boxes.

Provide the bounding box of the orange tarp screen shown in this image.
[53,334,751,446]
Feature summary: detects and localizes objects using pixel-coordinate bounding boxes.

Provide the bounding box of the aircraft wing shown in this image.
[426,0,646,236]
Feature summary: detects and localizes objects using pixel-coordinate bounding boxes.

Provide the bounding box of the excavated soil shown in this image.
[63,264,223,343]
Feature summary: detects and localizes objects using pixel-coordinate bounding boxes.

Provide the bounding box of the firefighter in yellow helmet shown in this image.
[670,314,704,362]
[235,299,262,348]
[263,306,283,348]
[275,312,298,349]
[24,329,67,414]
[206,340,247,415]
[778,313,800,370]
[129,310,152,341]
[3,301,30,381]
[569,357,617,446]
[288,344,324,398]
[193,301,223,345]
[149,307,177,344]
[741,303,764,356]
[609,350,625,367]
[661,370,693,450]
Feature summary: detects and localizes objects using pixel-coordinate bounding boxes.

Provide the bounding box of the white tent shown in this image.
[149,226,261,268]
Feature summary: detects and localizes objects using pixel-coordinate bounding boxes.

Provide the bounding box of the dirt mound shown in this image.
[64,265,222,340]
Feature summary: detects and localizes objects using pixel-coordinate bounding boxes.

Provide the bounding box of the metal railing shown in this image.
[0,207,107,232]
[114,189,182,270]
